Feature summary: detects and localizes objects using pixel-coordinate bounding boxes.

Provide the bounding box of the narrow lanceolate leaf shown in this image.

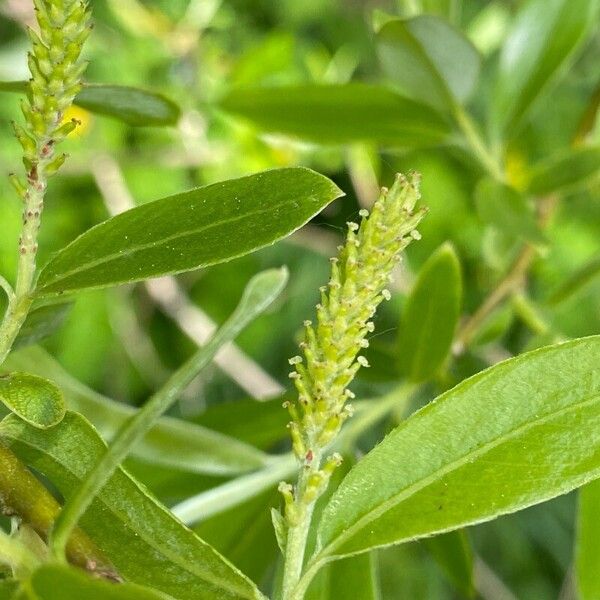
[22,564,172,600]
[527,146,600,196]
[0,373,65,429]
[424,531,474,598]
[576,479,600,600]
[0,81,180,127]
[75,84,180,127]
[475,177,545,244]
[377,16,481,111]
[492,0,599,135]
[2,346,271,475]
[313,336,600,563]
[35,168,342,297]
[397,243,462,382]
[220,84,451,147]
[0,412,265,600]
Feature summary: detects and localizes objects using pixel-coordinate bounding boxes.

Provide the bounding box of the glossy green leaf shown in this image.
[0,81,180,127]
[220,84,451,147]
[475,177,545,244]
[492,0,599,135]
[3,346,270,475]
[306,553,379,600]
[35,168,342,297]
[548,254,600,305]
[424,531,474,598]
[14,301,72,349]
[0,373,65,429]
[377,16,481,111]
[527,146,600,196]
[397,243,462,381]
[20,564,171,600]
[576,479,600,600]
[314,336,600,563]
[0,412,265,600]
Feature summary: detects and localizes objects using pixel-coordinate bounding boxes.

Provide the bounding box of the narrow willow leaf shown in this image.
[22,564,172,600]
[35,168,342,297]
[377,16,481,111]
[2,347,270,475]
[492,0,599,135]
[398,243,462,382]
[475,177,545,244]
[0,81,180,127]
[548,254,600,305]
[220,84,451,147]
[576,479,600,600]
[14,301,72,349]
[306,553,379,600]
[75,84,180,126]
[527,147,600,196]
[314,336,600,563]
[424,531,474,598]
[0,412,265,600]
[0,373,65,429]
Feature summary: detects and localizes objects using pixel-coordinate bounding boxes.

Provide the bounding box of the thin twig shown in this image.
[454,194,558,354]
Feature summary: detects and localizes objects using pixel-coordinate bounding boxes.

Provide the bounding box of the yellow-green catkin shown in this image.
[280,172,426,526]
[10,0,91,272]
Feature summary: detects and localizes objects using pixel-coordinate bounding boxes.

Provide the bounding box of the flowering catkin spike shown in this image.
[279,172,426,528]
[18,0,91,186]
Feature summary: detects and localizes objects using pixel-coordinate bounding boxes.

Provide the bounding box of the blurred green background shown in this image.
[0,0,599,598]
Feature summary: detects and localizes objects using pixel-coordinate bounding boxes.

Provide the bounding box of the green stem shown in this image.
[49,270,285,561]
[453,106,505,183]
[281,383,416,599]
[0,180,45,366]
[0,443,115,576]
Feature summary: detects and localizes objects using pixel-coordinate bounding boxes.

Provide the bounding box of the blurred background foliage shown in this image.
[0,0,599,598]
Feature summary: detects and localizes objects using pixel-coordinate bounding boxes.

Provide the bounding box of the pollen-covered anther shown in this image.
[381,289,392,301]
[357,355,370,368]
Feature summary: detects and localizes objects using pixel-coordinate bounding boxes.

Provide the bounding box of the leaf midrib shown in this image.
[316,384,600,559]
[38,203,281,291]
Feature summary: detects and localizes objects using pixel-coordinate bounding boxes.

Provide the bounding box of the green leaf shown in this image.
[14,301,72,349]
[492,0,599,135]
[35,168,342,297]
[0,373,65,429]
[2,347,269,475]
[0,82,180,127]
[548,254,600,305]
[423,531,474,598]
[21,564,171,600]
[313,336,600,563]
[220,84,451,147]
[306,553,379,600]
[475,177,545,244]
[0,412,265,600]
[527,146,600,196]
[377,16,481,111]
[576,479,600,600]
[397,243,462,381]
[74,84,180,127]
